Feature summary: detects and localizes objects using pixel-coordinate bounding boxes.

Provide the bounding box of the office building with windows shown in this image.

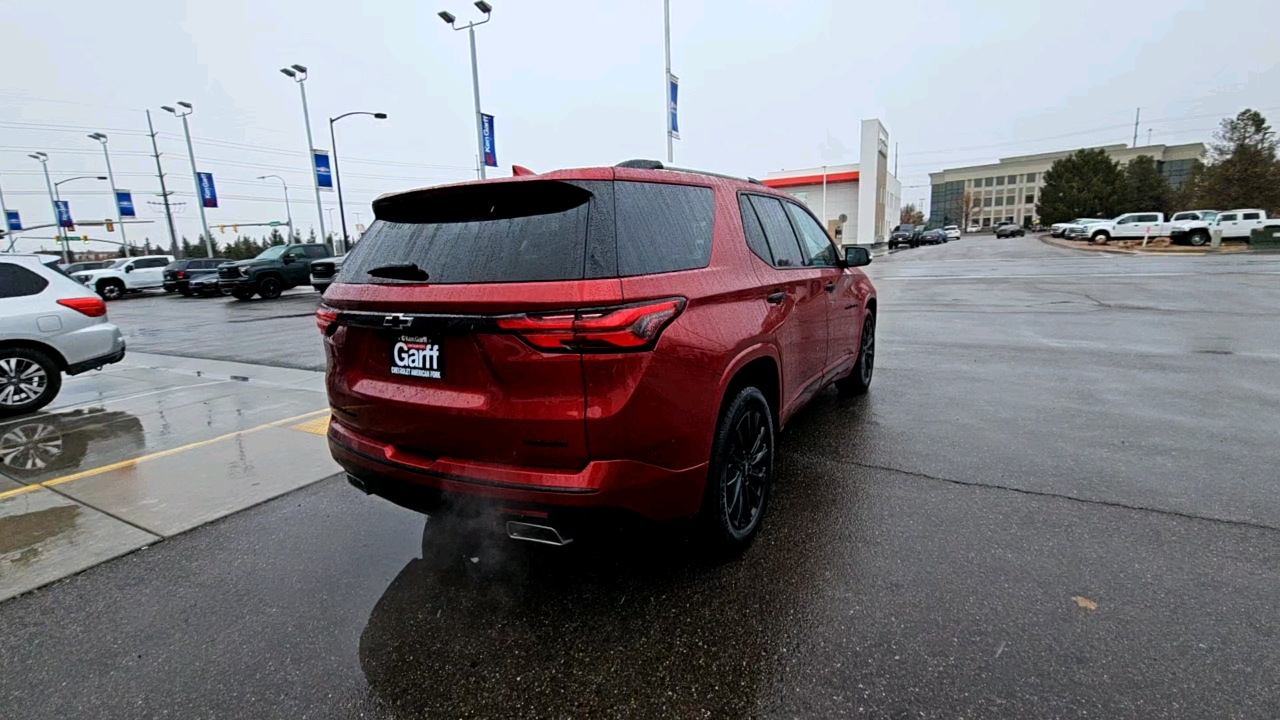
[928,142,1205,230]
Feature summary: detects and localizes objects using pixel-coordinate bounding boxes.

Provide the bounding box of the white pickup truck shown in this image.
[70,255,174,300]
[1087,212,1169,242]
[1168,210,1219,246]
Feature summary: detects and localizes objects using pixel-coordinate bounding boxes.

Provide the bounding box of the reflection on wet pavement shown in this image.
[0,352,337,601]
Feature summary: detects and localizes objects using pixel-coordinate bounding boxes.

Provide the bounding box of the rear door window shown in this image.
[747,195,805,268]
[343,180,596,284]
[0,264,49,298]
[738,195,774,265]
[614,181,714,276]
[1242,212,1261,220]
[303,245,329,259]
[784,202,838,267]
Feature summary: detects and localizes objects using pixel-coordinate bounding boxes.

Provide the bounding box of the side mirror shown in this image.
[282,254,296,264]
[842,245,871,267]
[124,265,134,273]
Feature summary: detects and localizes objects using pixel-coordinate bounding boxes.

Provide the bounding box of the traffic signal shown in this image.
[219,224,226,234]
[82,235,90,244]
[105,219,114,232]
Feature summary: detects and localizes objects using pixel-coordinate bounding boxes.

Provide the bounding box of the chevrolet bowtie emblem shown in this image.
[383,314,412,329]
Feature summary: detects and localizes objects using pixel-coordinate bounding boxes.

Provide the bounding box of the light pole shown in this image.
[87,133,130,257]
[329,111,386,253]
[161,103,214,257]
[0,173,11,252]
[439,2,493,180]
[28,153,68,263]
[257,175,294,242]
[53,175,107,261]
[280,64,327,242]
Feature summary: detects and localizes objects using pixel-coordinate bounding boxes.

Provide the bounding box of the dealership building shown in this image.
[763,118,902,245]
[928,142,1206,230]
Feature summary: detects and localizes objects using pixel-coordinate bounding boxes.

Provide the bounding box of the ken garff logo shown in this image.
[382,314,413,329]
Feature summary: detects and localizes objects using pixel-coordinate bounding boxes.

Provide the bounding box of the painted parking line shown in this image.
[289,415,331,436]
[0,408,330,502]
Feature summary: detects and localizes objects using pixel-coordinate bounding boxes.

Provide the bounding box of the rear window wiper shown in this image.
[366,263,430,281]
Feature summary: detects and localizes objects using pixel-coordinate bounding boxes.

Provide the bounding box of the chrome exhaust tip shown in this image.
[506,520,573,546]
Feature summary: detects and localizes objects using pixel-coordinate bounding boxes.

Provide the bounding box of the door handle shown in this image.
[766,291,786,304]
[824,282,836,292]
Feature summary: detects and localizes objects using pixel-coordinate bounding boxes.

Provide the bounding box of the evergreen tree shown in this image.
[1121,155,1171,213]
[1190,109,1280,212]
[1036,149,1125,223]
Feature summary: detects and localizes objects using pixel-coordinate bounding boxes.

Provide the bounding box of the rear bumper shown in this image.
[66,343,126,375]
[328,418,706,520]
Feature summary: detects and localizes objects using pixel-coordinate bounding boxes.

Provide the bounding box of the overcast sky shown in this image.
[3,0,1278,253]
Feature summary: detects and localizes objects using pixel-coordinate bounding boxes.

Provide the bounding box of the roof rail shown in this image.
[614,159,764,185]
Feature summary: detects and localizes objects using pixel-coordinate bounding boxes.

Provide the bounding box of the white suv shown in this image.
[1,255,126,416]
[71,254,174,300]
[1215,209,1270,240]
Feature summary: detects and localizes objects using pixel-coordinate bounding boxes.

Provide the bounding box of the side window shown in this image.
[304,245,329,259]
[1219,214,1237,222]
[784,202,837,267]
[738,195,774,265]
[1242,212,1261,220]
[614,182,714,276]
[747,195,805,268]
[137,258,167,269]
[285,246,306,258]
[1136,214,1159,223]
[0,264,50,298]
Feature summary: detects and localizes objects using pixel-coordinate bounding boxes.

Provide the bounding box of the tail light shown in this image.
[316,305,339,334]
[57,297,107,317]
[176,271,187,279]
[496,298,685,353]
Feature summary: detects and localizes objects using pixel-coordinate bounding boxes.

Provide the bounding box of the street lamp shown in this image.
[329,111,387,253]
[50,175,106,261]
[162,102,215,257]
[88,133,131,257]
[439,2,493,180]
[280,64,327,242]
[28,152,70,263]
[257,175,294,242]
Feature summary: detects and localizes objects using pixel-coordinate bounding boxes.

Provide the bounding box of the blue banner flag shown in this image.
[115,190,136,218]
[314,150,333,190]
[668,74,680,140]
[198,172,218,208]
[481,114,497,168]
[5,210,20,232]
[55,200,74,228]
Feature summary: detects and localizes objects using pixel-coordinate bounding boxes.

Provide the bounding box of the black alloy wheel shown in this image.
[258,276,283,300]
[0,349,61,418]
[837,312,875,396]
[701,386,774,550]
[1189,230,1209,247]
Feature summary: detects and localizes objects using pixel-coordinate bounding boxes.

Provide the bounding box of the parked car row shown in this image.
[58,243,346,302]
[888,224,963,249]
[1052,209,1274,245]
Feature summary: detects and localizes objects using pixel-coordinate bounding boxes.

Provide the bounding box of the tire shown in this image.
[698,386,775,553]
[164,287,176,293]
[232,287,256,301]
[1092,232,1110,243]
[1189,230,1209,247]
[96,279,125,301]
[258,276,283,300]
[837,312,876,397]
[0,348,61,418]
[179,288,193,297]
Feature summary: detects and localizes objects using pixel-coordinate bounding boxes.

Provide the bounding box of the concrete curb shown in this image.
[1037,234,1248,256]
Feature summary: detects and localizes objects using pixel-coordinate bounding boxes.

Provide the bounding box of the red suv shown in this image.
[319,161,876,550]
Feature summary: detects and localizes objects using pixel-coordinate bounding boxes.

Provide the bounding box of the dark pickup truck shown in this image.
[888,224,921,249]
[163,258,230,295]
[217,243,332,300]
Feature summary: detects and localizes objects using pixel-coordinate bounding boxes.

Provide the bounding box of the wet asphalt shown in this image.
[2,237,1279,718]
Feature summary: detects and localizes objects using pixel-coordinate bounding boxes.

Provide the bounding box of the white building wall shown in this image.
[784,182,859,244]
[857,119,891,245]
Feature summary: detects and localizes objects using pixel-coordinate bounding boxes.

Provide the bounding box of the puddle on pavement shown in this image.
[0,505,82,560]
[0,409,145,484]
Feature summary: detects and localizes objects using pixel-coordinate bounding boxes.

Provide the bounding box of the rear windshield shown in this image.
[342,178,715,285]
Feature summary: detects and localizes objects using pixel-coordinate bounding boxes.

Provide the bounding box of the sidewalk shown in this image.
[0,353,338,602]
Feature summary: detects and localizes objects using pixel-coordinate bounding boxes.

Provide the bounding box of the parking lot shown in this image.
[3,237,1280,718]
